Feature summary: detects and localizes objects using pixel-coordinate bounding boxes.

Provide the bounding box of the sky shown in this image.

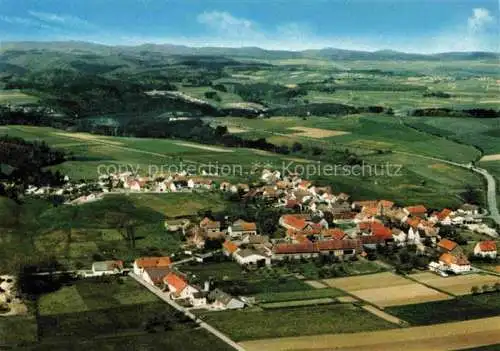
[0,0,498,53]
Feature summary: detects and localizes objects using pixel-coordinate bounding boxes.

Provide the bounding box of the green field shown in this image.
[0,277,233,350]
[386,293,500,326]
[0,89,39,104]
[254,288,345,303]
[200,303,395,341]
[0,193,222,272]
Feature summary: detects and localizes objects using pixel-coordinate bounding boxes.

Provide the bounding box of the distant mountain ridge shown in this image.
[1,41,499,61]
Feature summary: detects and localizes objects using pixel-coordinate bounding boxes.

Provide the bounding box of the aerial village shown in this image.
[33,167,497,314]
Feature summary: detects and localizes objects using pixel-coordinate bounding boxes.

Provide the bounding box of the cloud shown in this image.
[467,8,494,33]
[0,15,52,29]
[28,11,96,29]
[197,11,258,37]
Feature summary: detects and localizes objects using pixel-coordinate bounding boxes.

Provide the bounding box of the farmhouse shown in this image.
[437,239,461,254]
[233,248,271,266]
[133,256,172,275]
[223,240,239,256]
[143,267,171,285]
[200,217,221,233]
[208,289,245,310]
[272,239,361,260]
[438,253,471,274]
[474,241,497,258]
[164,272,204,305]
[227,219,257,239]
[404,205,428,218]
[91,260,124,276]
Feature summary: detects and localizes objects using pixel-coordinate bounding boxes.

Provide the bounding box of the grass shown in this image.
[0,89,39,104]
[129,192,227,218]
[0,315,38,346]
[22,277,233,350]
[254,288,345,303]
[200,303,395,341]
[386,292,500,325]
[261,298,336,309]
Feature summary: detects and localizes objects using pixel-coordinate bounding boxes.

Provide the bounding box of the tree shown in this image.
[291,142,303,153]
[471,286,480,294]
[461,184,481,204]
[482,284,491,293]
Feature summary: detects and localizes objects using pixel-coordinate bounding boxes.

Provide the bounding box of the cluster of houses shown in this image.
[88,257,245,310]
[178,169,498,276]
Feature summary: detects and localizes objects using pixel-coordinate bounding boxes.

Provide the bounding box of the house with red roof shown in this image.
[437,239,461,255]
[164,272,206,306]
[431,208,453,225]
[474,241,497,258]
[200,217,221,233]
[438,253,471,274]
[404,205,428,218]
[223,240,239,256]
[133,256,172,276]
[272,239,361,260]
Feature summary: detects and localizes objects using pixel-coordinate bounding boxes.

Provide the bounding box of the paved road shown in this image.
[129,273,245,351]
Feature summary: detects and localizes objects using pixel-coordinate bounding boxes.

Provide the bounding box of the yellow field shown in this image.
[410,272,500,296]
[240,316,500,351]
[54,132,124,145]
[173,142,234,153]
[480,154,500,162]
[287,126,350,138]
[323,272,451,307]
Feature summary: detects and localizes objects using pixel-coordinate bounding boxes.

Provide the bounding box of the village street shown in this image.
[129,272,245,351]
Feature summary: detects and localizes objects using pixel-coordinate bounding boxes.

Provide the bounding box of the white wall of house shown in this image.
[473,245,497,258]
[234,253,270,266]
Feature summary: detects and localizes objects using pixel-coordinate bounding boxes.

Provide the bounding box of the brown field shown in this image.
[361,305,404,325]
[410,272,500,296]
[287,126,350,138]
[240,316,500,351]
[54,132,124,146]
[480,154,500,162]
[323,272,451,307]
[429,163,451,170]
[227,126,248,134]
[304,280,328,289]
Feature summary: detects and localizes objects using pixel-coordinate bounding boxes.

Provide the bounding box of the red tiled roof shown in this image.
[437,238,458,252]
[223,240,239,254]
[285,199,299,208]
[354,200,379,208]
[439,253,470,266]
[316,239,361,251]
[378,200,394,209]
[362,206,379,216]
[370,222,393,239]
[135,257,171,269]
[164,272,188,294]
[406,218,421,228]
[437,208,452,221]
[322,228,346,240]
[478,241,497,252]
[274,242,315,254]
[282,215,307,231]
[406,205,427,215]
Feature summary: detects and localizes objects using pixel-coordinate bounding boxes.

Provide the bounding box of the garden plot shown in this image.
[287,126,350,138]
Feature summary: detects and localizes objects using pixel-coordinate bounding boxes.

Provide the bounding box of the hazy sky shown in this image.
[0,0,498,53]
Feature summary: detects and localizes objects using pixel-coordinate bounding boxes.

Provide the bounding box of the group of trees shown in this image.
[411,108,500,118]
[471,282,500,295]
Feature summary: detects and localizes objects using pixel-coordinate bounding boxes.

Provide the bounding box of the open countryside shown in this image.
[1,1,500,350]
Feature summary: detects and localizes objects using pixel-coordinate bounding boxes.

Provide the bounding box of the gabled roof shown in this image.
[200,217,221,229]
[370,222,393,239]
[208,288,237,305]
[406,205,427,215]
[378,200,394,209]
[437,238,458,252]
[281,215,308,231]
[135,257,171,269]
[406,218,421,229]
[436,208,452,221]
[164,272,188,294]
[232,219,257,231]
[322,228,346,240]
[92,260,123,272]
[144,267,171,283]
[223,240,239,254]
[274,242,315,254]
[477,241,497,252]
[439,253,470,266]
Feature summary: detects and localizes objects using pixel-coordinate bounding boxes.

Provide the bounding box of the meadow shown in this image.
[385,292,500,326]
[0,277,234,350]
[199,303,395,341]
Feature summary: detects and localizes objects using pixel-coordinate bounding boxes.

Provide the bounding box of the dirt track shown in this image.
[240,316,500,351]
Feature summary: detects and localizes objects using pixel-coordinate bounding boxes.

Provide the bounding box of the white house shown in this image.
[164,272,204,305]
[227,219,257,239]
[91,260,124,276]
[233,249,271,266]
[438,253,471,274]
[473,241,497,258]
[208,289,245,310]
